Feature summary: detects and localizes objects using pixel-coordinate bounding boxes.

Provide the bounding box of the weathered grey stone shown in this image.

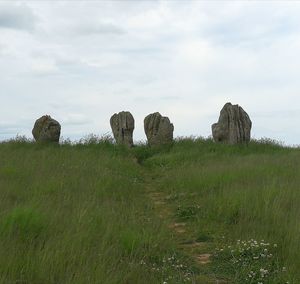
[32,115,61,143]
[110,111,134,147]
[144,112,174,146]
[212,102,252,144]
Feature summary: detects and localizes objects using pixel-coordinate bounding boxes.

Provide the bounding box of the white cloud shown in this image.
[0,2,37,31]
[31,58,59,75]
[176,39,215,67]
[0,1,300,144]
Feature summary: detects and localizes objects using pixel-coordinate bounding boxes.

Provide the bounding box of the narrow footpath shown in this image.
[145,178,229,284]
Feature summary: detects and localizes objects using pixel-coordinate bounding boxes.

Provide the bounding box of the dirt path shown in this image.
[147,186,229,284]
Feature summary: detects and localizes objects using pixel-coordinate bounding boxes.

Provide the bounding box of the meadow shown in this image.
[0,136,299,283]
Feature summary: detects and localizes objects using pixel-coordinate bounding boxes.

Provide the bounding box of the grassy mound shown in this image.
[0,136,299,283]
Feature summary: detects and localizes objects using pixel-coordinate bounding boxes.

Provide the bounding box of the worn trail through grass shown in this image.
[146,176,228,284]
[0,137,299,283]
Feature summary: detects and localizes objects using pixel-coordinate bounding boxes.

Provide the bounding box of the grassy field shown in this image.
[0,136,299,283]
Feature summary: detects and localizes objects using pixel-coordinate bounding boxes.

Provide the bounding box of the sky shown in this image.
[0,0,300,145]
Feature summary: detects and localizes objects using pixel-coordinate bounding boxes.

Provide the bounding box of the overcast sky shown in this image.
[0,1,300,145]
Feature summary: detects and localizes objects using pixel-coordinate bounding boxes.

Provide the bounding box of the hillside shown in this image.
[0,137,299,283]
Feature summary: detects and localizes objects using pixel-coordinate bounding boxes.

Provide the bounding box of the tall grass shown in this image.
[0,139,193,284]
[0,136,299,283]
[144,137,300,282]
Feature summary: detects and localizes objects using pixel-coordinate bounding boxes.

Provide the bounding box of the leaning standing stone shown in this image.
[212,102,252,144]
[144,112,174,146]
[110,111,134,147]
[32,115,61,143]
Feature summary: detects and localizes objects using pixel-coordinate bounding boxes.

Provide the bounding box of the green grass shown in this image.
[144,138,300,283]
[0,136,299,283]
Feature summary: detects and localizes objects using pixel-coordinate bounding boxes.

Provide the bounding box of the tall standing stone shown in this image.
[212,102,252,144]
[32,115,61,143]
[110,111,134,147]
[144,112,174,146]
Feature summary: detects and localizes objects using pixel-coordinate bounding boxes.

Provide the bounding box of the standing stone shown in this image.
[110,111,134,147]
[144,112,174,146]
[32,115,61,143]
[212,102,252,144]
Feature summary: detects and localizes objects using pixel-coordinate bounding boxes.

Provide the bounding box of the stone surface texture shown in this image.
[144,112,174,146]
[32,115,61,142]
[110,111,134,147]
[212,103,252,144]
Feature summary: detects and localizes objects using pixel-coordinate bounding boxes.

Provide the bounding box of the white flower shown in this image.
[259,268,268,276]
